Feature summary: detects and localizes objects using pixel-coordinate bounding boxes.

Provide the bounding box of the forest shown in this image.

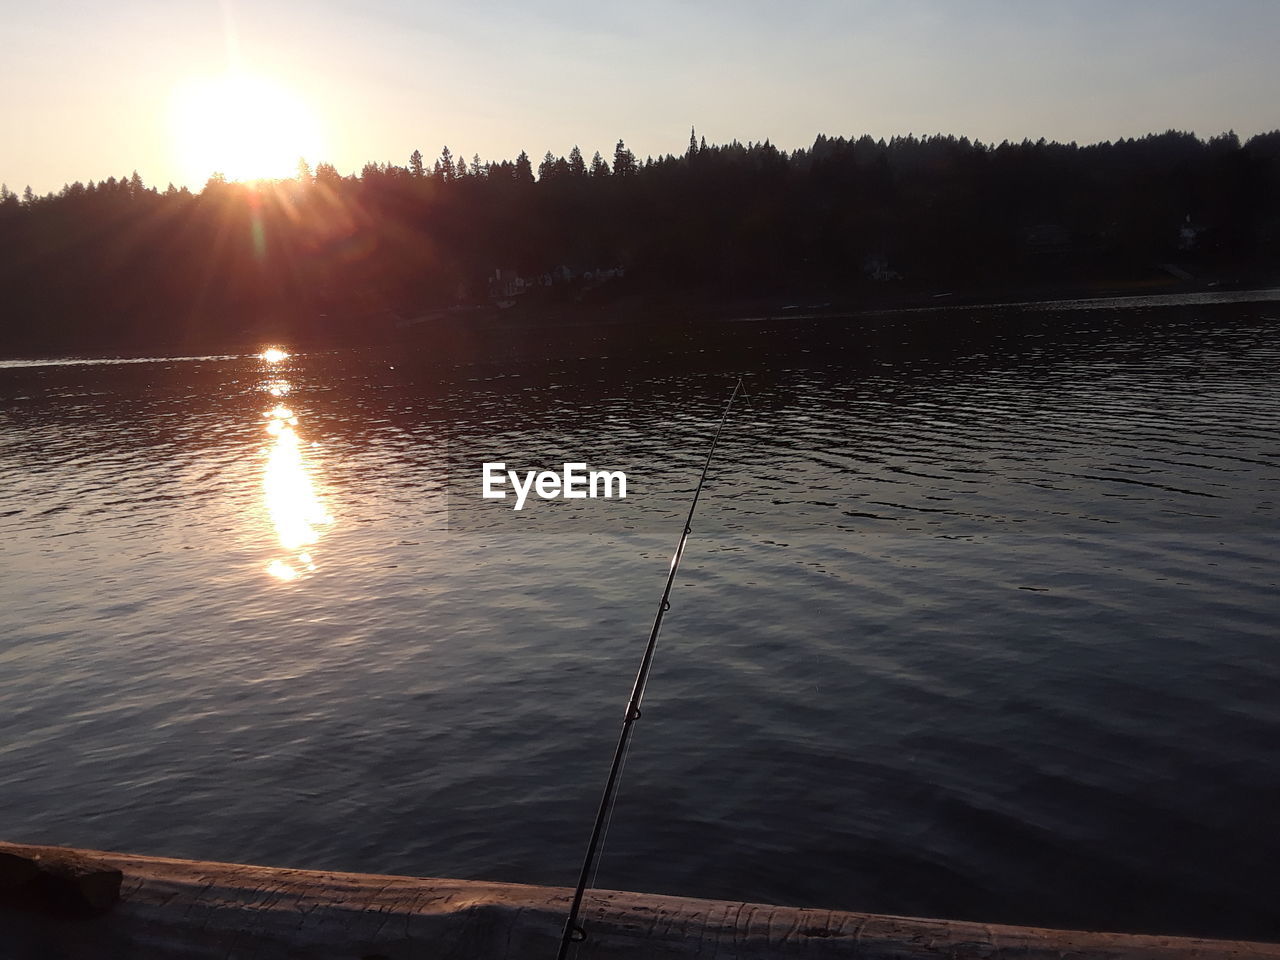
[1,128,1278,352]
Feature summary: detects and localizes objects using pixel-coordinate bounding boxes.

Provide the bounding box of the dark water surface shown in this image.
[1,295,1278,941]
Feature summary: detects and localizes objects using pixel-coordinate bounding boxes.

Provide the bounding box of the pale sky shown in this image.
[4,0,1278,195]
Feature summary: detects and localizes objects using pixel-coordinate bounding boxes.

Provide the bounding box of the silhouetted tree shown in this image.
[409,149,424,178]
[613,140,636,177]
[539,151,558,181]
[514,150,534,184]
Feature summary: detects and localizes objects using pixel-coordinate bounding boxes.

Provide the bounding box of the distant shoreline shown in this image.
[3,275,1278,364]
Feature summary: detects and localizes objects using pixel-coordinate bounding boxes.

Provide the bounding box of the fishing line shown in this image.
[584,732,632,895]
[555,378,747,960]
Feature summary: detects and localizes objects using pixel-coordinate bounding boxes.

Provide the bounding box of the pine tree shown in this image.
[296,158,313,183]
[23,185,35,204]
[455,156,468,179]
[687,126,698,159]
[613,140,636,177]
[409,149,424,178]
[590,151,610,177]
[568,145,586,177]
[514,150,534,184]
[538,150,557,181]
[439,146,453,181]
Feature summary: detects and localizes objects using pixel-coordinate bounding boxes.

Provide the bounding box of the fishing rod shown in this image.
[555,378,746,960]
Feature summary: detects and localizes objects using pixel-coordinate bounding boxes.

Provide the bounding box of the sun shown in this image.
[170,71,325,184]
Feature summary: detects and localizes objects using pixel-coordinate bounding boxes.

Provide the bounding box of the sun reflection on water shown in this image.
[259,350,331,581]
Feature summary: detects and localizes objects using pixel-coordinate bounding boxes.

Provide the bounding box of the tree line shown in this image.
[1,128,1277,351]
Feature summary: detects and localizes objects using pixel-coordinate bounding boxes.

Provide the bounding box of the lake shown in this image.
[1,291,1278,942]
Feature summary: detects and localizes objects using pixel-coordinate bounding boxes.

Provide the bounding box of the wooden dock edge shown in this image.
[2,840,1277,959]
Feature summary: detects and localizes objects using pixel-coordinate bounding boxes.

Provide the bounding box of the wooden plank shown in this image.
[2,841,1277,959]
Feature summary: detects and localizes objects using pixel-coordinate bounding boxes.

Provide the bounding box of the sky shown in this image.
[4,0,1278,195]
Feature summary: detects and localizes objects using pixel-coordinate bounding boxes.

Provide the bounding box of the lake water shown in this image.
[1,292,1278,942]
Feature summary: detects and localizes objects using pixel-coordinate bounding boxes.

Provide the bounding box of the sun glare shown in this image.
[171,72,324,184]
[263,394,332,580]
[261,347,289,363]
